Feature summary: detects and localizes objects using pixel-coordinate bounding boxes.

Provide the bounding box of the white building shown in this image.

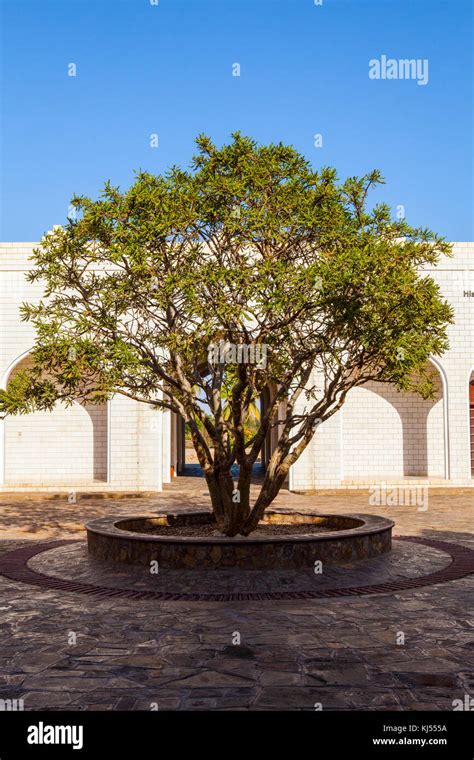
[0,242,473,492]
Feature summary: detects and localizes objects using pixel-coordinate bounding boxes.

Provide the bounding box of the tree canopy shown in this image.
[0,133,453,535]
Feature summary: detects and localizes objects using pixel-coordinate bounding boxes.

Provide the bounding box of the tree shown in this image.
[0,133,453,535]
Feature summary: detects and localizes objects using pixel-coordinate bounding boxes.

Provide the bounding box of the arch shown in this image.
[1,352,109,486]
[169,381,283,477]
[428,356,450,479]
[341,361,446,480]
[1,348,33,390]
[342,385,404,479]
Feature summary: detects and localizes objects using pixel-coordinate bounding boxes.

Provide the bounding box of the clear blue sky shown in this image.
[1,0,472,241]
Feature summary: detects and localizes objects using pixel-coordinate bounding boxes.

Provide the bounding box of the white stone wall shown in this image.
[292,242,474,488]
[0,244,163,491]
[108,395,162,490]
[5,401,107,485]
[341,375,444,480]
[0,241,472,491]
[427,245,474,483]
[3,353,108,485]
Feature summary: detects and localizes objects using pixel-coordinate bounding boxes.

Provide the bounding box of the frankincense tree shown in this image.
[0,133,453,535]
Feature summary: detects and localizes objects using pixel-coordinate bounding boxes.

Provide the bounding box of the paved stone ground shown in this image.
[0,475,472,710]
[27,540,451,594]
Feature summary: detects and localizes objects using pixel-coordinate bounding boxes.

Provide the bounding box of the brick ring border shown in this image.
[0,537,472,602]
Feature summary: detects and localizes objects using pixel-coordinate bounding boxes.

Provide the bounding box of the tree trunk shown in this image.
[205,463,252,536]
[240,452,291,535]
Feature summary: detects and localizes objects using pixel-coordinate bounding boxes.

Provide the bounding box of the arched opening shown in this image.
[342,362,445,480]
[172,383,280,478]
[3,355,108,486]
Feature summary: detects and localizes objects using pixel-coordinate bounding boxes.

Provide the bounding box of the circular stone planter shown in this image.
[86,509,394,570]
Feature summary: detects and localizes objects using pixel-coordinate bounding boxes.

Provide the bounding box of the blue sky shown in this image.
[1,0,472,241]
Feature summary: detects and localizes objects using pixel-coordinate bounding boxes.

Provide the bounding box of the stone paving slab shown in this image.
[0,480,472,543]
[27,540,451,594]
[0,475,472,711]
[0,570,472,710]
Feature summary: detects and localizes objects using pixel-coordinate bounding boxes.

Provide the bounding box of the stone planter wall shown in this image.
[86,510,394,570]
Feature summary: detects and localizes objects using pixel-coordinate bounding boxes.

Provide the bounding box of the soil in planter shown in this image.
[139,523,336,538]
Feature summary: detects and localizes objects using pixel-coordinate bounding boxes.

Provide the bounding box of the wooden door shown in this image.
[470,382,474,476]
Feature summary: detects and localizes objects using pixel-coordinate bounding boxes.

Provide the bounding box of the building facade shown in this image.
[0,242,473,492]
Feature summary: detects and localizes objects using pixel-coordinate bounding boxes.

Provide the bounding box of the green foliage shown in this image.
[0,133,454,533]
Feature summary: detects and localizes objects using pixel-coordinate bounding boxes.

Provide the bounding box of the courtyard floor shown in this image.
[0,476,472,711]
